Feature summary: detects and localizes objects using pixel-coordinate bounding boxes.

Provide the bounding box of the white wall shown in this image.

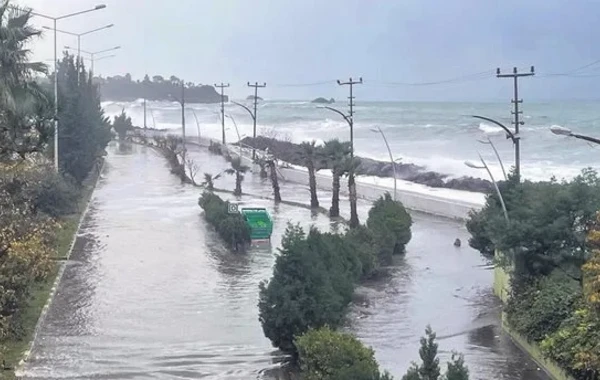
[193,136,484,220]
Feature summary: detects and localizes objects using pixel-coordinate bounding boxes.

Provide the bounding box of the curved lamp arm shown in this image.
[232,101,255,121]
[318,106,352,127]
[472,115,517,142]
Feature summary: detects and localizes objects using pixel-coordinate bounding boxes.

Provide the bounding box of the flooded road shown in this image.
[20,142,548,379]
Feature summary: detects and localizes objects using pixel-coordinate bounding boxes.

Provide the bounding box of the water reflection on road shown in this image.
[20,143,548,379]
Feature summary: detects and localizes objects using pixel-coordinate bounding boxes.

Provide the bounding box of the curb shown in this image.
[14,159,106,374]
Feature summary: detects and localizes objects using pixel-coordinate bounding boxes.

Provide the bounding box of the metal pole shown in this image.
[181,82,186,164]
[375,127,397,200]
[53,19,58,172]
[143,98,147,128]
[90,53,94,74]
[481,156,509,223]
[479,137,507,181]
[513,72,520,180]
[221,86,226,144]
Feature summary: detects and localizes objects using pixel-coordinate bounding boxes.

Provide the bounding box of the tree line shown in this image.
[96,74,226,103]
[467,168,600,379]
[0,2,114,370]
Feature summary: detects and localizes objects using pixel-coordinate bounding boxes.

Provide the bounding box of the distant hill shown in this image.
[95,74,227,103]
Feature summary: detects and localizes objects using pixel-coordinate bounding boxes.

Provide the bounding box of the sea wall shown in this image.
[187,136,484,220]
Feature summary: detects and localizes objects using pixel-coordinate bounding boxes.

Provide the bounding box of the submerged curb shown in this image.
[15,159,105,374]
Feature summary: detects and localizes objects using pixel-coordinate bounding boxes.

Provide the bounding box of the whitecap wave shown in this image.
[478,122,504,134]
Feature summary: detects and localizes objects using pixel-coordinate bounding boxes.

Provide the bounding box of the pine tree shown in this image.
[402,326,469,380]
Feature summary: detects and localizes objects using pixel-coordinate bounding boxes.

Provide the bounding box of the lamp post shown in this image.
[476,137,508,181]
[43,23,113,75]
[65,45,120,74]
[370,126,398,200]
[471,115,519,180]
[225,114,243,157]
[465,154,509,223]
[232,101,257,157]
[550,126,600,145]
[15,4,108,172]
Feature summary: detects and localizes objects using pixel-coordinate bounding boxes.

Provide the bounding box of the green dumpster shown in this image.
[241,207,273,240]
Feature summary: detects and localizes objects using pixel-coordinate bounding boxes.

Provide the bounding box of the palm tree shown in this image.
[0,3,50,159]
[265,157,281,203]
[345,157,361,228]
[0,3,46,111]
[202,172,221,191]
[299,140,323,208]
[225,157,249,196]
[323,139,351,218]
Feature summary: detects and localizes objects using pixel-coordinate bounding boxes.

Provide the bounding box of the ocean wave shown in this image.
[478,122,504,135]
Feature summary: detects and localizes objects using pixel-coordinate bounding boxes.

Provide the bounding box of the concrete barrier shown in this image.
[188,136,485,220]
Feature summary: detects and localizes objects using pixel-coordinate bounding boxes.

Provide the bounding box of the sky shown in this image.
[14,0,600,102]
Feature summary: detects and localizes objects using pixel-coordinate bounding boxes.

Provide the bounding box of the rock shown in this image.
[454,238,461,247]
[239,136,493,193]
[311,97,335,104]
[247,95,263,101]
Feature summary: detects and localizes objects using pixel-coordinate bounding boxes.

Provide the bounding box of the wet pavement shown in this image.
[19,142,548,379]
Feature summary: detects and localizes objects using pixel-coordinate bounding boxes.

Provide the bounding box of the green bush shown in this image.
[198,192,250,250]
[295,326,393,380]
[345,225,380,278]
[366,193,412,263]
[258,224,361,354]
[31,171,79,218]
[402,326,469,380]
[505,271,581,342]
[467,169,600,280]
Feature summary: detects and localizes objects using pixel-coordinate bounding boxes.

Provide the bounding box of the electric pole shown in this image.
[337,77,362,228]
[496,66,534,180]
[337,77,362,159]
[181,81,186,165]
[143,97,147,128]
[248,81,266,159]
[214,82,230,144]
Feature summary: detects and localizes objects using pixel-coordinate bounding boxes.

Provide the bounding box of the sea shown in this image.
[102,99,600,183]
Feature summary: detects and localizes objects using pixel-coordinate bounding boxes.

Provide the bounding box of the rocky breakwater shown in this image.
[239,136,493,193]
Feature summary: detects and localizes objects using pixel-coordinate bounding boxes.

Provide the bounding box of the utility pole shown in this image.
[337,77,363,159]
[337,77,362,228]
[143,97,147,128]
[496,66,534,180]
[214,82,230,144]
[247,81,266,159]
[181,81,186,164]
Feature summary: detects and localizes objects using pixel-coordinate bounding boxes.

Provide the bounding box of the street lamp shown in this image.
[65,45,120,74]
[168,82,187,167]
[550,126,600,145]
[465,154,509,223]
[476,137,508,181]
[190,109,201,139]
[370,126,398,200]
[43,23,113,73]
[12,3,108,172]
[471,115,520,180]
[225,114,243,157]
[232,101,257,157]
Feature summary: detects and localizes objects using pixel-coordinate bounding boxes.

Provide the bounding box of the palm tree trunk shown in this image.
[308,163,319,208]
[235,171,242,195]
[268,161,281,203]
[348,171,359,228]
[330,172,340,217]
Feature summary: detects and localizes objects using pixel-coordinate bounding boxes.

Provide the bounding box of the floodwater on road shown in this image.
[20,142,548,379]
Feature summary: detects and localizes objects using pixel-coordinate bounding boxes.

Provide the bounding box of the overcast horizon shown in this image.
[16,0,600,102]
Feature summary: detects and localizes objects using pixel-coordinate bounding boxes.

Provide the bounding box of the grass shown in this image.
[1,166,100,379]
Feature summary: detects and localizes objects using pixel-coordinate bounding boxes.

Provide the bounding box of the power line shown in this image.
[271,80,336,87]
[367,70,495,87]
